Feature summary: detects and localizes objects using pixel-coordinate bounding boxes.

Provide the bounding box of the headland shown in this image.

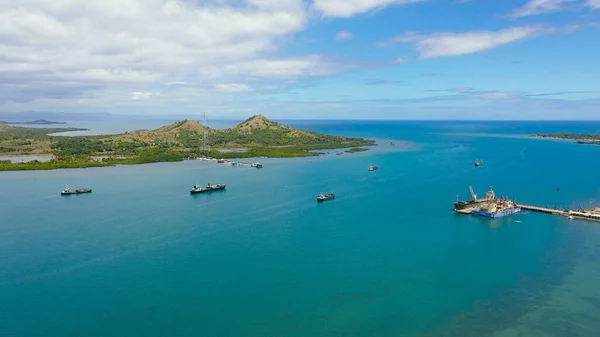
[532,133,600,145]
[0,115,375,171]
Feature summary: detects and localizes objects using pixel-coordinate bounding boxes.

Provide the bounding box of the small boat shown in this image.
[474,160,484,167]
[317,193,335,202]
[368,165,379,171]
[217,159,225,163]
[190,183,226,194]
[61,185,92,195]
[252,162,263,168]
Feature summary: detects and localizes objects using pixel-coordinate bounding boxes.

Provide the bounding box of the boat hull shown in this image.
[317,197,334,202]
[190,185,226,194]
[61,189,92,195]
[472,207,521,218]
[454,200,485,210]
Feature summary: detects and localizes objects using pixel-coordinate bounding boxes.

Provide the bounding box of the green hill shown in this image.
[111,115,373,154]
[0,124,87,140]
[1,115,375,170]
[209,115,361,147]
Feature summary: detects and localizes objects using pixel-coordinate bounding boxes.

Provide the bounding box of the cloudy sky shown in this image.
[1,0,599,119]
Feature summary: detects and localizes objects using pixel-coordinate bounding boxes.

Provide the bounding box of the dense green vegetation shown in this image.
[110,148,184,164]
[51,137,112,156]
[0,148,185,171]
[1,116,376,171]
[177,129,203,148]
[0,157,111,171]
[0,146,17,153]
[345,147,370,153]
[199,148,317,159]
[0,124,87,140]
[49,136,152,157]
[208,127,351,147]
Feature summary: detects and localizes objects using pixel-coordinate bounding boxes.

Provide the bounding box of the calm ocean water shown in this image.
[1,120,600,337]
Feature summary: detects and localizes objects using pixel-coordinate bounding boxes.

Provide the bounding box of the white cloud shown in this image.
[216,55,353,78]
[588,0,600,8]
[313,0,427,18]
[510,0,575,18]
[0,0,349,107]
[471,91,520,99]
[387,26,552,58]
[247,0,305,10]
[166,81,189,86]
[130,92,156,101]
[395,57,410,63]
[335,30,354,41]
[509,0,599,17]
[215,83,254,93]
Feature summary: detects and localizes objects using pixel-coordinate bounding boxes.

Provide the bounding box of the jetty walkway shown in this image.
[516,204,568,216]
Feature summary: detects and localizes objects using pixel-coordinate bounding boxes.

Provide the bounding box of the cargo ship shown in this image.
[454,185,496,210]
[317,193,335,202]
[471,197,521,218]
[190,183,226,194]
[61,185,92,195]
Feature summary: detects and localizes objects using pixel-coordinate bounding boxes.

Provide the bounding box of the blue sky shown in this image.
[1,0,599,119]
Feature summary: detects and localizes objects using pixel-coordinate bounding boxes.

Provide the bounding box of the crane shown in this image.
[469,185,477,201]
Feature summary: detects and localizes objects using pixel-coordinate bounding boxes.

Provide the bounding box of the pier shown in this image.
[516,204,568,216]
[457,203,600,223]
[195,157,263,168]
[454,185,600,222]
[517,204,600,222]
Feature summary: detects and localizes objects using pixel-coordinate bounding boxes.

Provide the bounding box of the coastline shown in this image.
[531,133,600,144]
[434,132,600,146]
[1,116,377,171]
[0,137,420,172]
[0,143,377,171]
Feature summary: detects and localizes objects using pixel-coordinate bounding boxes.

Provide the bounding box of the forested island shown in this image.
[532,133,600,145]
[0,119,67,125]
[0,115,375,171]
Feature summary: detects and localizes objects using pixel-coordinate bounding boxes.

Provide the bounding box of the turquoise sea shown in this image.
[2,121,600,337]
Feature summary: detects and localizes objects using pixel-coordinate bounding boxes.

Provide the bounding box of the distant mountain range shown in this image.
[0,111,112,122]
[0,119,67,125]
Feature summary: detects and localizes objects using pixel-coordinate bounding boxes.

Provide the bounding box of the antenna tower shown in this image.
[202,112,208,151]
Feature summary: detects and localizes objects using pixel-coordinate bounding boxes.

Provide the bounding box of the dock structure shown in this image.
[517,204,600,222]
[454,185,600,222]
[516,204,568,216]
